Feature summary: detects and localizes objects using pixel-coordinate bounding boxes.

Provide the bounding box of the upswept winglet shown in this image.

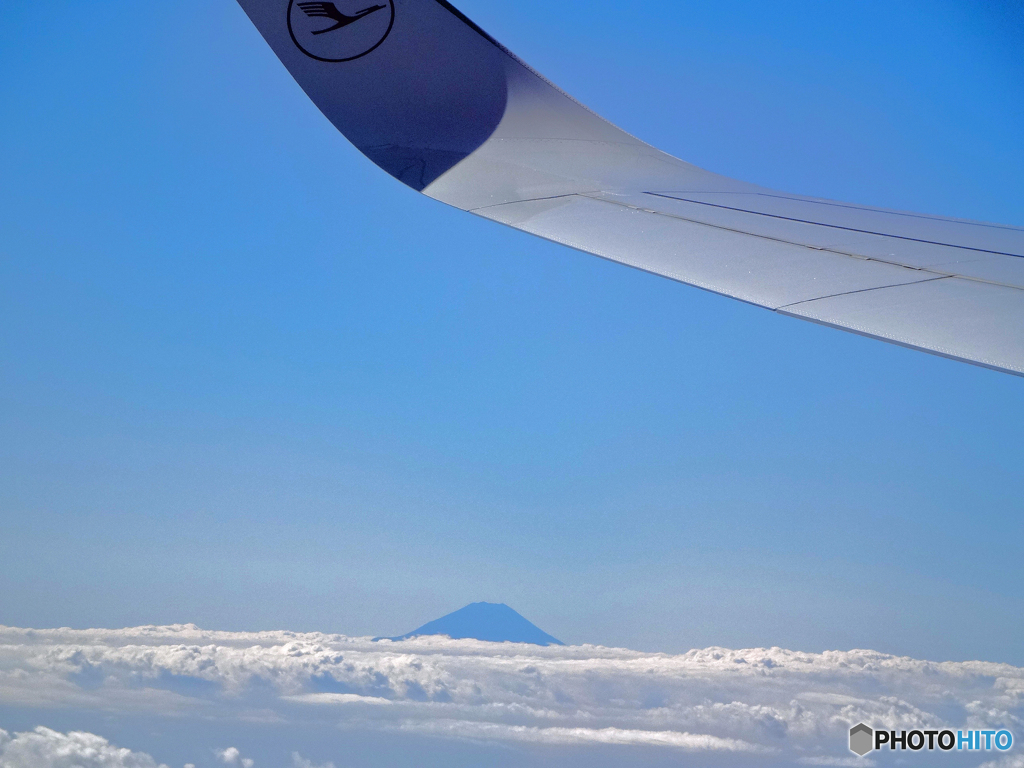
[236,0,1024,376]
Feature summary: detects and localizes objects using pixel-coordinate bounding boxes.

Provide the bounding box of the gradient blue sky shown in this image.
[1,0,1022,664]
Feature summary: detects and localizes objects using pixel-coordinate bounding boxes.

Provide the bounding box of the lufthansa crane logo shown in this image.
[287,0,395,62]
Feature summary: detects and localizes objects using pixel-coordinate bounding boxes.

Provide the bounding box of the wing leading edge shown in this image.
[236,0,1024,376]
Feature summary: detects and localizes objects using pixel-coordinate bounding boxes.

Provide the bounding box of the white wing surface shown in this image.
[237,0,1024,376]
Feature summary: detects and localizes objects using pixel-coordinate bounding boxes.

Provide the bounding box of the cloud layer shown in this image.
[0,624,1021,765]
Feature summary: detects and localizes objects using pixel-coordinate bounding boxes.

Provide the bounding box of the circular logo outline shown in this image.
[287,0,396,63]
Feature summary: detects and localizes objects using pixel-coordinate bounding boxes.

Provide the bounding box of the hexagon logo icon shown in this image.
[849,723,874,757]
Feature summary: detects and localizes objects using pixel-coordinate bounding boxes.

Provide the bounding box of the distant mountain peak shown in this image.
[381,602,564,646]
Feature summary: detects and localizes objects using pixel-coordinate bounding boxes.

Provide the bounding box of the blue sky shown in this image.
[1,0,1023,671]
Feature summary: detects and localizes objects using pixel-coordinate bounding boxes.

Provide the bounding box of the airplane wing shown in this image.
[237,0,1024,376]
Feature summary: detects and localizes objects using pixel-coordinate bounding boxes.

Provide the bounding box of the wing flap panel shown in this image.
[654,192,1024,258]
[478,195,937,309]
[610,192,1024,290]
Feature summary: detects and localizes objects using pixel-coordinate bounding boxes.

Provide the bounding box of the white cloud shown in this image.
[0,726,168,768]
[284,693,391,706]
[215,748,252,768]
[291,754,335,768]
[0,624,1021,765]
[979,758,1024,768]
[391,719,766,751]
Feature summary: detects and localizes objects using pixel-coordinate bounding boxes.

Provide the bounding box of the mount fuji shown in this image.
[382,602,564,646]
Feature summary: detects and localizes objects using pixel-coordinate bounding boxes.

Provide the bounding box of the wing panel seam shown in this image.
[645,192,1024,259]
[743,191,1024,233]
[774,276,951,311]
